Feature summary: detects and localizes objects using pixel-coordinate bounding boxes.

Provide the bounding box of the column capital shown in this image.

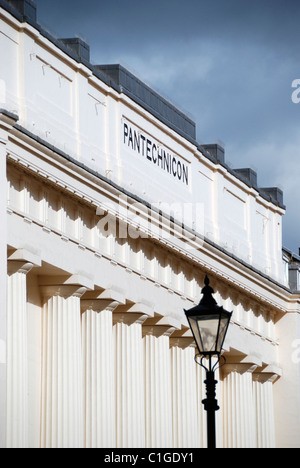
[113,302,154,326]
[169,326,195,349]
[39,274,92,299]
[8,248,41,275]
[253,365,282,384]
[222,354,262,376]
[142,315,181,338]
[81,288,125,313]
[8,261,34,276]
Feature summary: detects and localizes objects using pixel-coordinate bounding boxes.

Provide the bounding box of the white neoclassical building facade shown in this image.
[1,0,300,449]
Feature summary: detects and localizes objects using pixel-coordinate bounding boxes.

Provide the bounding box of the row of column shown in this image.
[223,362,276,448]
[6,254,277,448]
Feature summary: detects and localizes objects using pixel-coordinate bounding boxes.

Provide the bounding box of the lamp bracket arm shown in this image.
[194,354,226,372]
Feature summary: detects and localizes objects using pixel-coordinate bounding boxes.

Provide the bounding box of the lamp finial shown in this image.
[200,275,217,306]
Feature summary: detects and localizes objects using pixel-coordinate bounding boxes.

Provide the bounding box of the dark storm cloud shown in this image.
[36,0,300,252]
[38,0,300,49]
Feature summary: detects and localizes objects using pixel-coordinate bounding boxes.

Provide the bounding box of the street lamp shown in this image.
[184,275,232,449]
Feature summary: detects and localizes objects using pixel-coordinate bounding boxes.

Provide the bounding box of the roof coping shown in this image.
[96,64,196,142]
[234,168,258,188]
[260,187,284,208]
[59,37,90,63]
[201,143,225,164]
[5,0,36,21]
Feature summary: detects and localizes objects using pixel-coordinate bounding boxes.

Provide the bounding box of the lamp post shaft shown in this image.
[184,276,232,449]
[202,370,219,449]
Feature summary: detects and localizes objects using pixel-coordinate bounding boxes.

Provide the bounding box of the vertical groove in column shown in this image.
[223,371,230,448]
[6,271,28,448]
[171,346,179,447]
[144,334,172,448]
[223,370,256,448]
[171,346,199,448]
[266,382,276,448]
[236,372,242,447]
[40,294,83,448]
[253,380,276,448]
[82,308,115,448]
[253,380,261,447]
[114,321,145,448]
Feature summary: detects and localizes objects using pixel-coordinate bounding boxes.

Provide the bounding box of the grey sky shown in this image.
[36,0,300,253]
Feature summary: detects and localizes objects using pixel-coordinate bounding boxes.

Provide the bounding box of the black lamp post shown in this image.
[184,275,232,449]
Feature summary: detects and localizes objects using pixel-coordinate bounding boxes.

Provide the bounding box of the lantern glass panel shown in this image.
[189,314,220,354]
[216,312,231,353]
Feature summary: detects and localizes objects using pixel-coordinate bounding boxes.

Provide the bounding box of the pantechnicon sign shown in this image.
[123,119,190,186]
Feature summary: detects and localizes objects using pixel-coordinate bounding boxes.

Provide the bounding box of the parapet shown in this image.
[96,64,196,142]
[201,144,225,164]
[0,0,286,211]
[234,168,258,189]
[59,38,90,63]
[260,187,284,207]
[4,0,36,21]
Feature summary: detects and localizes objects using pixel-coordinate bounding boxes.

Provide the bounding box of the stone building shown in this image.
[0,0,299,448]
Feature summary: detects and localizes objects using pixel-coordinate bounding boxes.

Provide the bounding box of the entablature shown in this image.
[5,129,292,322]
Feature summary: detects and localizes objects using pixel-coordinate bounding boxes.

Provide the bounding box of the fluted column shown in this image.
[113,304,153,448]
[6,258,34,448]
[222,359,258,448]
[0,111,18,448]
[81,289,125,448]
[171,344,199,448]
[253,369,277,448]
[143,316,179,448]
[39,276,88,448]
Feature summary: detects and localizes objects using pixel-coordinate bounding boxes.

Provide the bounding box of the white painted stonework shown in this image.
[1,1,300,449]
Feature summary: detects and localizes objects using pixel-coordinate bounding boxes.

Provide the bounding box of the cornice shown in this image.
[0,109,19,143]
[5,121,297,316]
